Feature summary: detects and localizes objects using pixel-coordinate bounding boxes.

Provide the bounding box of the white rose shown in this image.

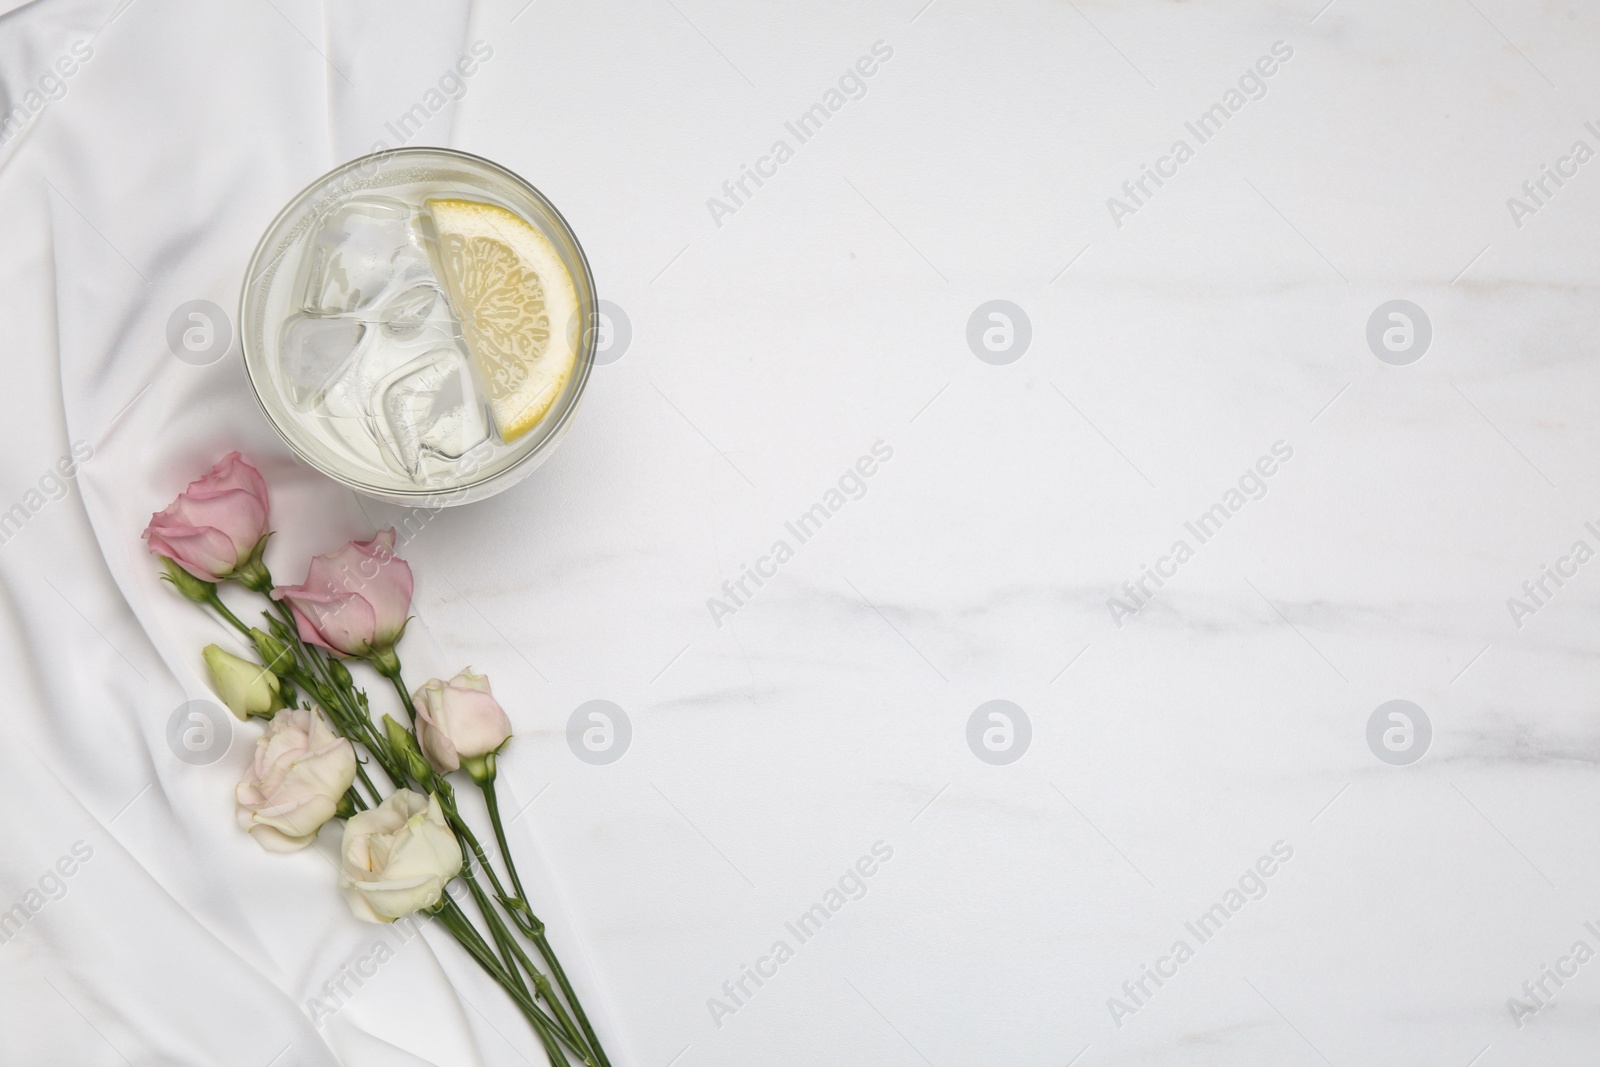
[235,708,357,852]
[338,790,463,923]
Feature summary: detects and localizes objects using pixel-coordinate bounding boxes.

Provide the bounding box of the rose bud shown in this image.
[271,529,413,663]
[144,452,271,585]
[337,790,463,922]
[202,644,284,721]
[383,714,435,785]
[235,708,357,852]
[413,670,512,778]
[248,627,294,675]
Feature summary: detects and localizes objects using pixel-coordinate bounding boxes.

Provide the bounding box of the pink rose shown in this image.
[272,529,413,659]
[143,452,270,581]
[413,670,513,775]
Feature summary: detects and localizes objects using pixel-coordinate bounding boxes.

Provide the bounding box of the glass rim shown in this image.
[238,145,599,501]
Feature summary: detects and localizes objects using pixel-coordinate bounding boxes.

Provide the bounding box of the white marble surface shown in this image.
[4,0,1600,1064]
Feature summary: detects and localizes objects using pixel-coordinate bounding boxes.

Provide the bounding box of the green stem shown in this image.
[483,775,610,1066]
[464,870,534,1004]
[530,930,607,1066]
[386,669,419,725]
[436,900,576,1065]
[351,760,382,806]
[481,779,532,913]
[456,861,598,1064]
[456,789,590,1060]
[329,681,403,788]
[502,929,590,1059]
[451,848,525,983]
[207,593,251,636]
[460,868,592,1066]
[439,788,526,927]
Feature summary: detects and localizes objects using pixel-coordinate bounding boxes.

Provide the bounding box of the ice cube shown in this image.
[318,324,417,420]
[280,314,367,411]
[375,348,490,481]
[318,313,468,425]
[300,197,433,315]
[378,283,444,339]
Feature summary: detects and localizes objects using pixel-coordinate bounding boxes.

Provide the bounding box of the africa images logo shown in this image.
[706,842,894,1029]
[1106,841,1293,1028]
[0,40,93,151]
[705,41,895,228]
[1105,41,1294,228]
[1106,441,1293,627]
[706,441,893,627]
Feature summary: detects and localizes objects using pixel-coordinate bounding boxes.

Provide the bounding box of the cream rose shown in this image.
[337,790,463,923]
[413,669,512,776]
[235,708,357,852]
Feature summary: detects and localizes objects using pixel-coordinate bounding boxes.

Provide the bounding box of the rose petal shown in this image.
[147,525,241,580]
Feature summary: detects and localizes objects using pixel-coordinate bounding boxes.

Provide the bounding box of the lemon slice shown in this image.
[425,198,580,442]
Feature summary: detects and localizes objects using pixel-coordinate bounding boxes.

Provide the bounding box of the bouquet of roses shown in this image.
[144,452,608,1067]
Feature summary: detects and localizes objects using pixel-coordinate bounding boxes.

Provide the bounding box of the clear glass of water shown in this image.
[240,147,598,506]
